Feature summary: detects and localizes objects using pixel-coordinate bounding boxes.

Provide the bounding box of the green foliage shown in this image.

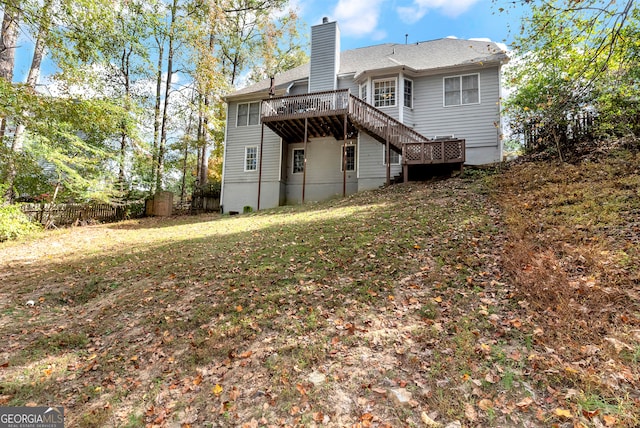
[0,204,41,242]
[502,0,640,157]
[2,0,308,202]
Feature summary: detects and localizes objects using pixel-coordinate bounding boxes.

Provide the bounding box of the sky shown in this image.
[10,0,521,85]
[294,0,521,51]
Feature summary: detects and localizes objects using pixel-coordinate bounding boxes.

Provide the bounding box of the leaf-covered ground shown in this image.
[1,151,639,427]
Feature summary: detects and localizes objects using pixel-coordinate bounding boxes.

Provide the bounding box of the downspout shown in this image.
[285,81,295,95]
[386,126,391,186]
[219,104,230,213]
[302,118,308,204]
[257,122,265,210]
[343,114,347,197]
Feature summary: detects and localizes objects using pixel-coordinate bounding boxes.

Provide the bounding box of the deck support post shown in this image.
[302,117,308,204]
[403,164,408,183]
[257,123,265,210]
[343,114,348,197]
[385,127,391,186]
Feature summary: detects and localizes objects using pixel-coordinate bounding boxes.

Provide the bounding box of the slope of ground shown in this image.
[0,150,638,427]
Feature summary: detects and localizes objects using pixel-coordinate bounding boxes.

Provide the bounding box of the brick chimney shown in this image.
[309,17,340,93]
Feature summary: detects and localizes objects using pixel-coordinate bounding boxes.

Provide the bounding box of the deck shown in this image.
[261,89,465,166]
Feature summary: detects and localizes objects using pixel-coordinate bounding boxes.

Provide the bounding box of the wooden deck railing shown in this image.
[262,89,350,121]
[261,89,465,165]
[348,95,429,150]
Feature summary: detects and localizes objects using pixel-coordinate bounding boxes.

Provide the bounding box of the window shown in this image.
[444,74,479,106]
[373,79,396,107]
[237,101,261,126]
[383,148,401,165]
[292,148,305,174]
[359,83,368,102]
[403,79,413,108]
[342,145,356,171]
[244,146,258,171]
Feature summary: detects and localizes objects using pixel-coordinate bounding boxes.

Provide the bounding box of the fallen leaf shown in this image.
[603,415,618,426]
[516,397,534,410]
[553,408,572,419]
[478,399,493,411]
[582,409,599,419]
[229,387,241,401]
[295,383,307,396]
[212,384,223,396]
[239,350,252,359]
[420,412,441,427]
[464,403,477,421]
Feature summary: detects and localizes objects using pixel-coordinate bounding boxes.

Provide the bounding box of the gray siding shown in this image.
[221,100,283,212]
[284,137,357,204]
[309,21,339,92]
[288,81,309,96]
[338,75,358,95]
[358,133,402,191]
[411,66,502,164]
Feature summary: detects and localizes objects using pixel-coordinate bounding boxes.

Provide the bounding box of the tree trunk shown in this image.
[198,32,215,187]
[156,0,177,192]
[119,45,132,195]
[1,5,21,203]
[151,35,164,195]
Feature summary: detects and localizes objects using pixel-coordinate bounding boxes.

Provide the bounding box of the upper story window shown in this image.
[237,101,261,126]
[244,146,258,171]
[373,79,396,107]
[341,145,356,171]
[403,79,413,108]
[359,83,368,103]
[444,74,479,107]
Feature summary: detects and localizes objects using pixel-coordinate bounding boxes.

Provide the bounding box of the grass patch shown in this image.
[0,152,639,426]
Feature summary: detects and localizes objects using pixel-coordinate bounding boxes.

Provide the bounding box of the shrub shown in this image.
[0,204,41,242]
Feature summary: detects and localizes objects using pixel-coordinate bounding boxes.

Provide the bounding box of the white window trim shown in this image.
[244,146,258,172]
[340,143,356,172]
[373,77,397,108]
[236,101,261,127]
[292,148,305,174]
[382,147,401,165]
[403,78,413,109]
[443,73,481,107]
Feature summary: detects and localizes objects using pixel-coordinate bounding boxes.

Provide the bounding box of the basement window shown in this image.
[341,145,356,172]
[292,148,305,174]
[383,148,401,165]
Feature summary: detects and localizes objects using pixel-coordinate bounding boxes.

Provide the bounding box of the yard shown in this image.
[1,151,639,427]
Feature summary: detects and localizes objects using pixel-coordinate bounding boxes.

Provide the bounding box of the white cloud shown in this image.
[397,0,481,23]
[331,0,386,38]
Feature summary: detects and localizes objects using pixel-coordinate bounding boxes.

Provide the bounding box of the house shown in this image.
[220,18,509,213]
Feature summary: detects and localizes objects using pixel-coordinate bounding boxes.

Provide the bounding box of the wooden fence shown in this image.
[191,184,221,213]
[20,202,138,226]
[524,112,596,151]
